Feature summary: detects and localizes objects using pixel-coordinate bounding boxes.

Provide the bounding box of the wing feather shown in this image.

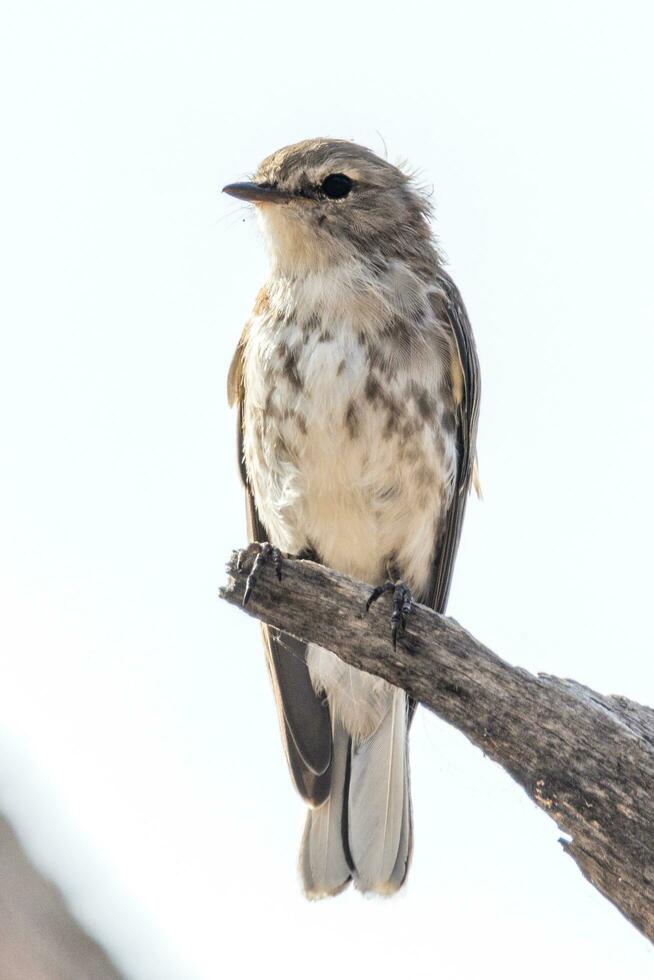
[229,327,333,807]
[424,272,481,614]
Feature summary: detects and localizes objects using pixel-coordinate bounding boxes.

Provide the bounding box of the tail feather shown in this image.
[299,721,351,899]
[386,763,412,892]
[348,688,410,893]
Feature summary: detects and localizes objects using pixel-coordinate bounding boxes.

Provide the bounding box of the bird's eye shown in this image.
[320,173,353,199]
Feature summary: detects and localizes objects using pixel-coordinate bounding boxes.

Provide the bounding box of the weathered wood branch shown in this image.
[220,548,654,942]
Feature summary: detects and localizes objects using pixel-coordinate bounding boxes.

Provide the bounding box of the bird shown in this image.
[223,138,480,898]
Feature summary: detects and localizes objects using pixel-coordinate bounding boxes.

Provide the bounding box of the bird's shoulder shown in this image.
[227,287,272,407]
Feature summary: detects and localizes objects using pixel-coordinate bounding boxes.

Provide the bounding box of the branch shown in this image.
[220,548,654,942]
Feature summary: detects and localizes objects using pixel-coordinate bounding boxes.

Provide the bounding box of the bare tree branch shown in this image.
[220,548,654,943]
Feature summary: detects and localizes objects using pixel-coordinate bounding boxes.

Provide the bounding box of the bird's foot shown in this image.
[365,580,414,650]
[237,542,283,605]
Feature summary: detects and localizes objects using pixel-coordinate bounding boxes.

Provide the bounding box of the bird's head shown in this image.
[223,138,435,276]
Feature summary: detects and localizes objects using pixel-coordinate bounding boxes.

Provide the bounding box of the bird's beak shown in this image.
[222,181,292,204]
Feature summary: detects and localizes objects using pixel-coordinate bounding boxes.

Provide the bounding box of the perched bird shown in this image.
[224,138,480,898]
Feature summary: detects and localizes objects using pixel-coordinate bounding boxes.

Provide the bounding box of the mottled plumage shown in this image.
[225,138,480,897]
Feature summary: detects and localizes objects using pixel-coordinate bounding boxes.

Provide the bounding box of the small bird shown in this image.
[224,138,480,898]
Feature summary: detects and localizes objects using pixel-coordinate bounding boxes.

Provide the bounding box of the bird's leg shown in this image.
[365,580,414,650]
[237,542,283,605]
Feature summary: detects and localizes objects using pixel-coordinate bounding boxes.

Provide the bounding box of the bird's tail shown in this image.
[299,688,412,898]
[300,718,352,898]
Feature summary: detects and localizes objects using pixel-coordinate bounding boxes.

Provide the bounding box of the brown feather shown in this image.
[227,323,248,408]
[424,272,481,614]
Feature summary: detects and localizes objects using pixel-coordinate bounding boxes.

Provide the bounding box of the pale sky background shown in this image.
[2,1,654,977]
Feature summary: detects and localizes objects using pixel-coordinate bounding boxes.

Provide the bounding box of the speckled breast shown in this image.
[242,293,458,594]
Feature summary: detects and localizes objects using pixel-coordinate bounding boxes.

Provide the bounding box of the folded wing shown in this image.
[229,330,333,807]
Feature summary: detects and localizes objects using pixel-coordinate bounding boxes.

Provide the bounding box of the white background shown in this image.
[2,1,654,977]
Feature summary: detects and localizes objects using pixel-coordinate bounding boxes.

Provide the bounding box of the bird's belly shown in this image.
[297,427,443,594]
[244,332,455,596]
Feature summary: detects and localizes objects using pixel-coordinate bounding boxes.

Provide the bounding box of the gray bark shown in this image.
[220,547,654,943]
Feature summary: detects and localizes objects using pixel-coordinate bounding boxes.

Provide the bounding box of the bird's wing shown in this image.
[423,271,481,614]
[228,325,333,807]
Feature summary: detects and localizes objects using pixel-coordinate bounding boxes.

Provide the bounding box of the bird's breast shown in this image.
[242,303,457,593]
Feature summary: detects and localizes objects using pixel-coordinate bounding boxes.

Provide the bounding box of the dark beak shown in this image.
[222,181,292,204]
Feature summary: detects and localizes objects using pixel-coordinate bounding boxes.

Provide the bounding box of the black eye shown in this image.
[320,173,353,199]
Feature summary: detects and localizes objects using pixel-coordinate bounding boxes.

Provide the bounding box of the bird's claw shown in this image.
[365,580,414,650]
[237,542,283,605]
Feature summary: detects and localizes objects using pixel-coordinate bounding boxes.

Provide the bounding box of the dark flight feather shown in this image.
[424,272,481,614]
